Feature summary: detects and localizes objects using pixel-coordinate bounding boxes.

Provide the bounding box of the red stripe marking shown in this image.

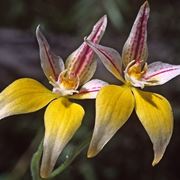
[73,20,104,76]
[43,42,58,80]
[78,89,100,95]
[144,67,179,80]
[98,48,120,74]
[132,4,147,61]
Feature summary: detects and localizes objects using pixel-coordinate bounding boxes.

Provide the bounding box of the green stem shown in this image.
[31,141,43,180]
[31,135,91,180]
[48,136,91,179]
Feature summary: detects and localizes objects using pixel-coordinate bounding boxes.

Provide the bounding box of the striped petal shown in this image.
[122,1,149,67]
[0,78,57,120]
[132,88,173,166]
[75,58,97,85]
[88,85,134,157]
[65,15,107,85]
[85,39,124,82]
[70,79,108,99]
[41,98,84,178]
[143,61,180,86]
[36,25,65,81]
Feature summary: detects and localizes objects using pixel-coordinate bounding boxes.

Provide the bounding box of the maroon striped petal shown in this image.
[70,79,108,99]
[65,15,107,86]
[85,39,124,82]
[122,1,149,68]
[36,25,65,81]
[143,61,180,86]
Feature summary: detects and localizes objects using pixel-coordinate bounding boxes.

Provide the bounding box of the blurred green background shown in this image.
[0,0,180,179]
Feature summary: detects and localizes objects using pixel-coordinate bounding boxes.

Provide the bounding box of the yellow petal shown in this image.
[40,98,84,178]
[88,85,134,158]
[0,78,57,119]
[132,88,173,166]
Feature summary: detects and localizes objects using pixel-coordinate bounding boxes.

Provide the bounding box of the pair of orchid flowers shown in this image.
[0,1,180,178]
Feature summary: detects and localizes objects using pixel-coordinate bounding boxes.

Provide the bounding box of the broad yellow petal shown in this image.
[132,88,173,166]
[88,85,134,158]
[40,98,84,178]
[0,78,57,119]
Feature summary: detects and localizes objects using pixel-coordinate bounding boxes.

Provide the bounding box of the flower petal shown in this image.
[70,79,108,99]
[77,58,97,85]
[85,39,124,82]
[0,78,57,120]
[65,15,107,85]
[87,85,134,157]
[40,98,84,178]
[36,25,65,81]
[122,1,149,67]
[132,88,173,166]
[143,61,180,86]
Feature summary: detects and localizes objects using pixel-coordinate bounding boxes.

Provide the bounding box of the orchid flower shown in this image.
[0,16,107,178]
[85,1,180,166]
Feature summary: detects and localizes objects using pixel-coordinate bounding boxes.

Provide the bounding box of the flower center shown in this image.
[50,70,79,96]
[59,71,79,90]
[124,60,147,88]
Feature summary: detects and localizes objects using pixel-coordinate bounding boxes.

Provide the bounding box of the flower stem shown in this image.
[31,135,91,180]
[48,135,91,179]
[31,141,43,180]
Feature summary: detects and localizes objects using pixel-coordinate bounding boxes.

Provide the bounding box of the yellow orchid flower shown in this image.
[0,16,108,178]
[85,1,180,166]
